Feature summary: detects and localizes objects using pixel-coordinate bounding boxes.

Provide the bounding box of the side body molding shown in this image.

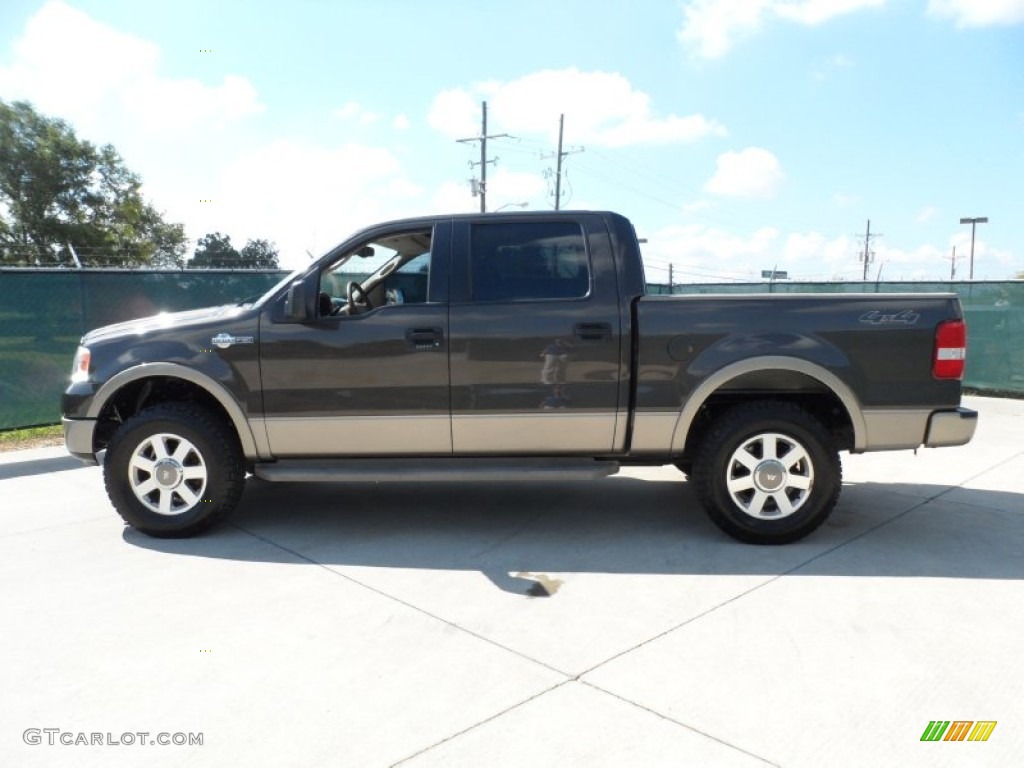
[87,363,267,460]
[668,356,867,454]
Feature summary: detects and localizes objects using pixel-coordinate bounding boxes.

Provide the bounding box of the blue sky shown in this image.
[1,0,1022,280]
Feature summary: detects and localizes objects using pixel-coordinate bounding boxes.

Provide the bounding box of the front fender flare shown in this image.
[87,363,266,460]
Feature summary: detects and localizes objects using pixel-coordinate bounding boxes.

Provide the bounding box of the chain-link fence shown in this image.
[1,272,1020,431]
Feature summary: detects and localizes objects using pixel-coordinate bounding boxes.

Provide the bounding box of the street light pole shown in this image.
[959,216,989,280]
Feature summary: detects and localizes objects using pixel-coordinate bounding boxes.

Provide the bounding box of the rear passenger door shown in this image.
[448,215,624,454]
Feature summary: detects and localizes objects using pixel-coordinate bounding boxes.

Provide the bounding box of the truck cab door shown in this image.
[448,214,625,454]
[258,221,452,457]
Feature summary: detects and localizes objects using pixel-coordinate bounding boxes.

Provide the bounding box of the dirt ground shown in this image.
[0,432,64,453]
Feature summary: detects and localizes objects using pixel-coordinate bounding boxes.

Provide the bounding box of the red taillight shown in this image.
[933,319,966,380]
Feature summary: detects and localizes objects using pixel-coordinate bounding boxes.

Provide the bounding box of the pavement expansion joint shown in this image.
[581,680,781,767]
[228,522,573,678]
[388,680,573,767]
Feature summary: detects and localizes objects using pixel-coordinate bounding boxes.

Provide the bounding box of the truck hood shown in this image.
[82,305,251,345]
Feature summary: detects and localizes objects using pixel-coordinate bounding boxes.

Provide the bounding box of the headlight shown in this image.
[71,345,91,383]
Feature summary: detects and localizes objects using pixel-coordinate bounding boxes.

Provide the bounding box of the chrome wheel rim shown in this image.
[725,432,814,520]
[128,433,208,516]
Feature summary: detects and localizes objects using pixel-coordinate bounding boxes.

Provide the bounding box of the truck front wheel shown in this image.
[691,402,841,544]
[103,403,245,537]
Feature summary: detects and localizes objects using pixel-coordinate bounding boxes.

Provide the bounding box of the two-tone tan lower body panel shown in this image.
[451,412,616,454]
[628,411,680,455]
[264,415,452,457]
[263,411,619,457]
[828,407,977,451]
[627,405,978,457]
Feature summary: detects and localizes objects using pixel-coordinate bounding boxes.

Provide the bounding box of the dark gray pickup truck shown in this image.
[63,211,977,544]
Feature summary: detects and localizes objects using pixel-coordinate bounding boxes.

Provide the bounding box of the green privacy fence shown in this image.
[0,269,290,430]
[649,280,1024,395]
[0,271,1020,431]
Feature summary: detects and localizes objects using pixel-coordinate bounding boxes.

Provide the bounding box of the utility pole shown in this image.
[544,114,584,210]
[456,101,508,213]
[668,263,674,292]
[945,245,963,281]
[858,219,882,281]
[555,114,564,210]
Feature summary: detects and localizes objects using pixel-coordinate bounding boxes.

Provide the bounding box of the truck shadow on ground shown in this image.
[125,475,1024,595]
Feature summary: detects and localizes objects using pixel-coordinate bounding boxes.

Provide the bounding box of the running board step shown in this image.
[253,458,620,483]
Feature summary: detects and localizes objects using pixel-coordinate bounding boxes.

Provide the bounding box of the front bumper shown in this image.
[924,407,978,448]
[62,417,98,465]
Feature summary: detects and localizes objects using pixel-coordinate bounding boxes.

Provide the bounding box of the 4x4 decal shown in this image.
[859,309,921,325]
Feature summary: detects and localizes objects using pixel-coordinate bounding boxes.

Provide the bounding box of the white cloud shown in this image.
[429,168,549,216]
[0,1,263,138]
[942,232,1017,279]
[428,88,480,139]
[643,224,780,280]
[484,169,548,210]
[705,147,785,198]
[915,205,938,223]
[431,181,479,215]
[775,0,885,24]
[928,0,1024,26]
[180,139,422,269]
[428,68,726,148]
[0,3,437,269]
[393,114,411,131]
[833,192,857,207]
[678,0,885,58]
[643,221,1023,283]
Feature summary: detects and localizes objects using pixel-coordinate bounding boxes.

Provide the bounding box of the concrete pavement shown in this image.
[1,395,1021,767]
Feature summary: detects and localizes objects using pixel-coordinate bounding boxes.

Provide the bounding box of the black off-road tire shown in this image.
[691,401,842,545]
[103,403,246,538]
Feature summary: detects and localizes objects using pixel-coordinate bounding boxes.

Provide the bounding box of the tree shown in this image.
[189,232,240,268]
[0,99,187,267]
[239,238,280,269]
[188,234,280,269]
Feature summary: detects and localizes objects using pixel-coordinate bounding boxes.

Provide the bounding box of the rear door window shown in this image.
[469,221,590,302]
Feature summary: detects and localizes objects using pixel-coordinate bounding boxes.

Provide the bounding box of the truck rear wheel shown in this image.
[104,403,245,538]
[691,402,841,544]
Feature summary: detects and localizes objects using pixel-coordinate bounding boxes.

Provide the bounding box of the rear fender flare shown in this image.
[669,356,866,454]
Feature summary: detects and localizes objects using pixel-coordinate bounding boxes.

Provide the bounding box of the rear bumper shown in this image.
[62,417,97,465]
[924,407,978,448]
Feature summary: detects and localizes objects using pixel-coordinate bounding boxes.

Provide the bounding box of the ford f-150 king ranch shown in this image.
[62,211,978,544]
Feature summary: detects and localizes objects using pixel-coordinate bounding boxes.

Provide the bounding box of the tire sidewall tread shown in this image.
[691,401,842,545]
[103,402,245,538]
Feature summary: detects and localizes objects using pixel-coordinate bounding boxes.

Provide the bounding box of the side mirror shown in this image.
[284,280,311,321]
